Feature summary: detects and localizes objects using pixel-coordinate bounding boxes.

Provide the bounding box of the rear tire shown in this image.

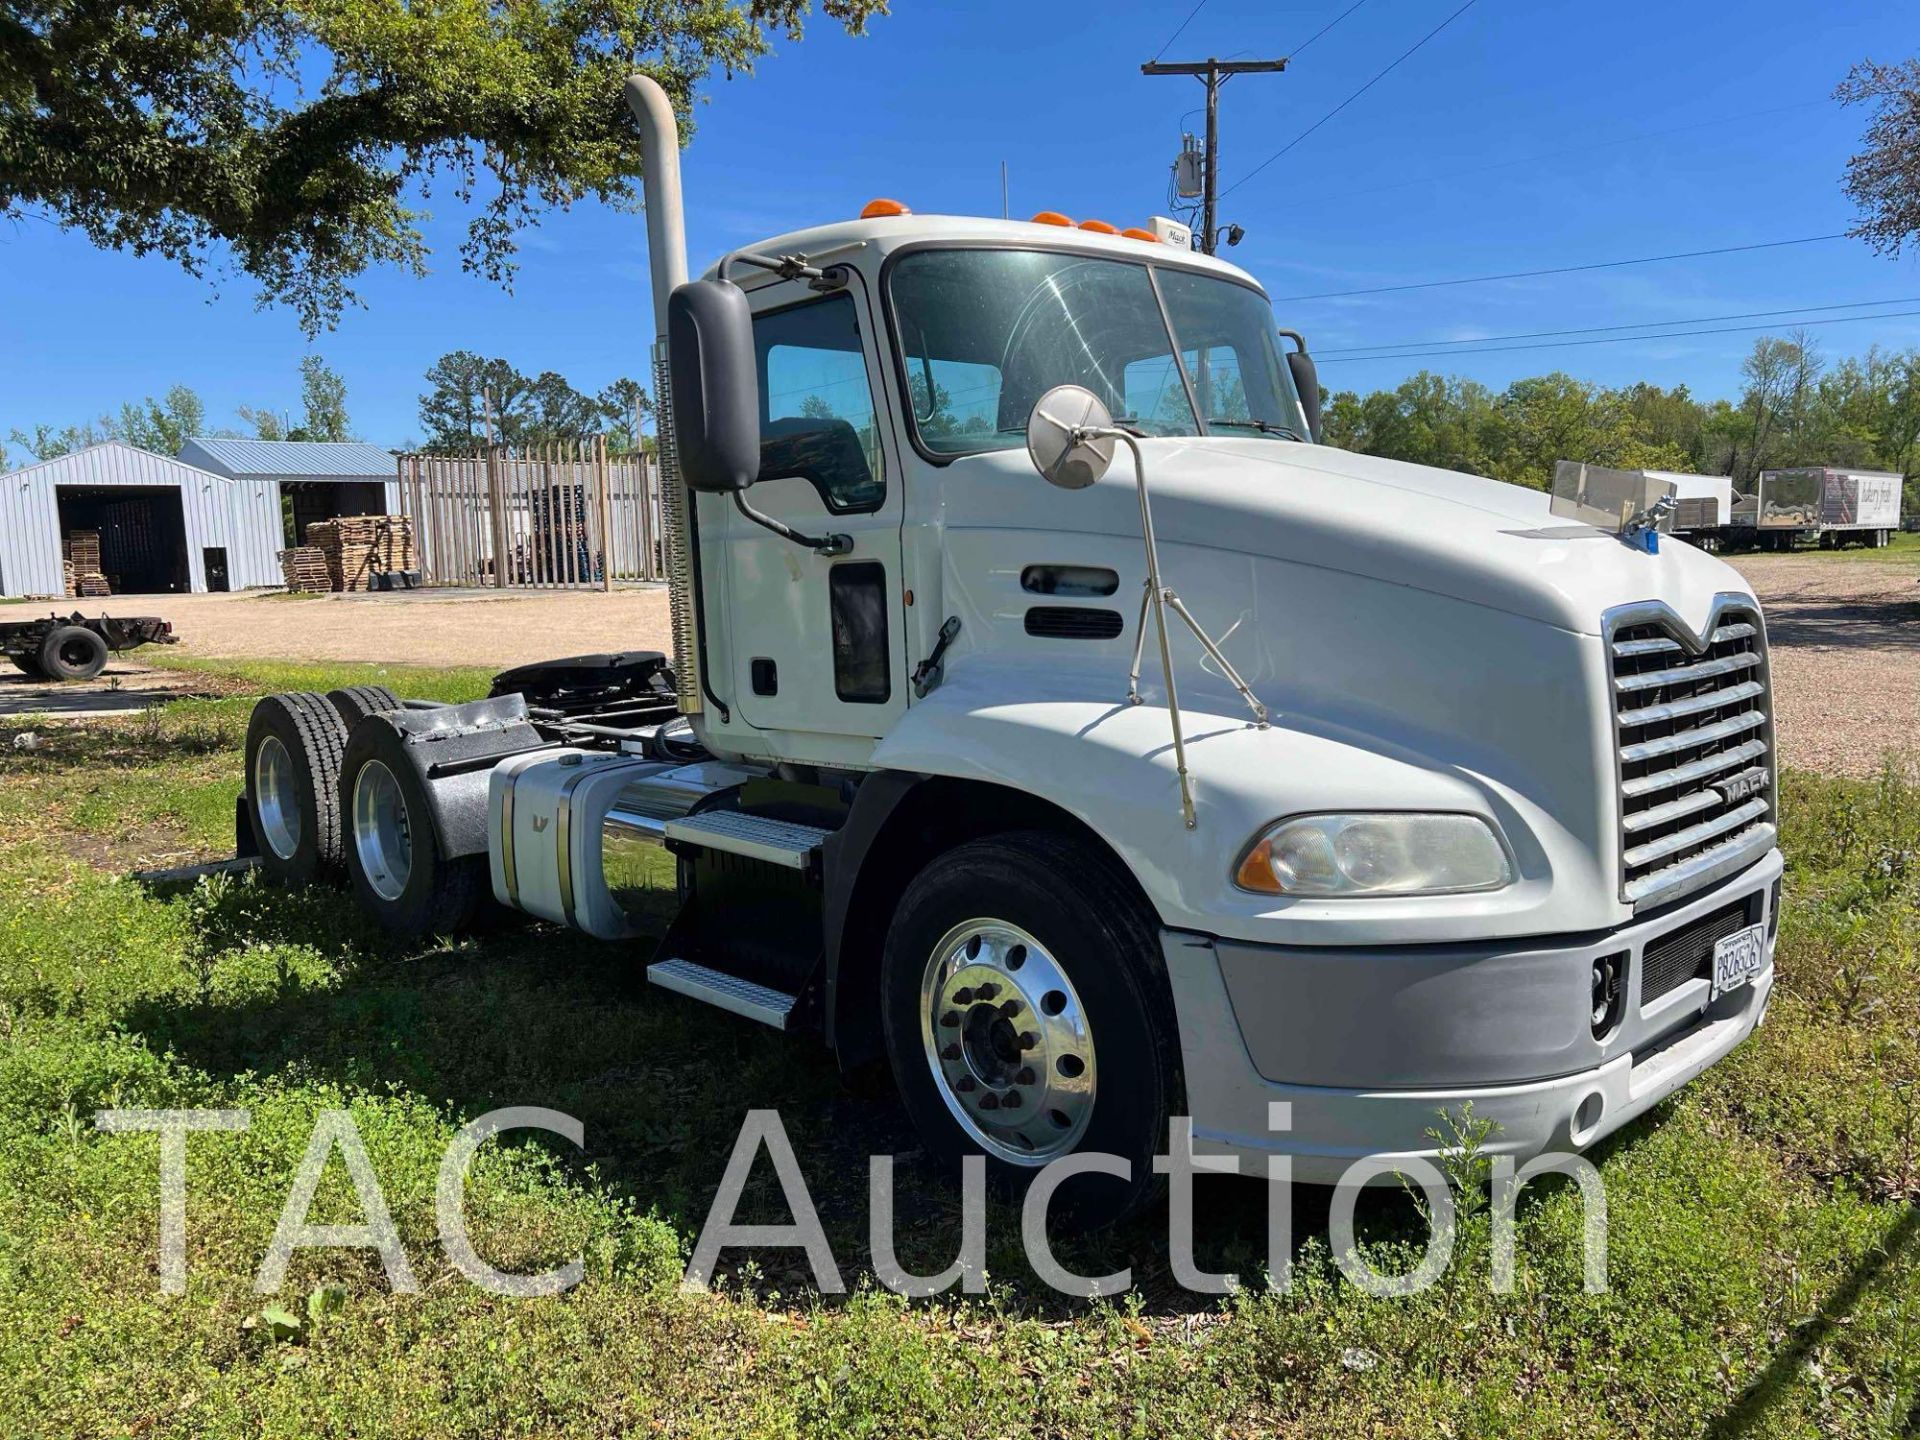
[879,831,1182,1229]
[8,655,45,678]
[244,693,349,885]
[339,720,486,939]
[327,684,402,729]
[38,625,109,681]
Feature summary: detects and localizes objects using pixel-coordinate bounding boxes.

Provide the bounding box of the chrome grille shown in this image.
[1609,604,1776,909]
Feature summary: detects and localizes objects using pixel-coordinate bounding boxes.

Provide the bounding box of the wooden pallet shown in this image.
[278,546,332,592]
[307,515,417,592]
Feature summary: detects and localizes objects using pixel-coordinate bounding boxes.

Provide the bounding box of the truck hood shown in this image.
[943,438,1753,637]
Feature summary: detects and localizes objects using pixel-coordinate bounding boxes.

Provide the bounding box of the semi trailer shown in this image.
[234,75,1783,1224]
[1731,466,1902,549]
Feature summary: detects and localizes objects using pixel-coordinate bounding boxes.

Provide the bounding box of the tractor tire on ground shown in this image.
[37,625,109,681]
[339,719,487,939]
[327,684,403,730]
[8,655,45,678]
[244,692,349,885]
[880,830,1183,1230]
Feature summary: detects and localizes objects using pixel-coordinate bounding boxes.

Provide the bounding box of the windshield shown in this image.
[888,248,1307,457]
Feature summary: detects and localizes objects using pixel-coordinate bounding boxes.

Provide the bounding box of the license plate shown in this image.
[1710,923,1766,1001]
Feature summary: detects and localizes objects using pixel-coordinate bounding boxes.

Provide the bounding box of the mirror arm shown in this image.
[719,250,846,292]
[732,491,852,556]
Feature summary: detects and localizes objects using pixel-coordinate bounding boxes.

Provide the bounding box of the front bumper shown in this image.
[1164,848,1781,1183]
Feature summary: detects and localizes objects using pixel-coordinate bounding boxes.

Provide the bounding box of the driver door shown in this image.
[721,279,906,742]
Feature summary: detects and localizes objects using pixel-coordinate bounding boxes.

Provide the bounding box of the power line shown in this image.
[1273,233,1851,302]
[1289,0,1372,60]
[1153,0,1211,62]
[1320,296,1920,356]
[1221,0,1479,198]
[1314,307,1920,365]
[1299,99,1826,208]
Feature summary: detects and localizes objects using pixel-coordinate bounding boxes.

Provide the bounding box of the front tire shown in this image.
[880,831,1181,1228]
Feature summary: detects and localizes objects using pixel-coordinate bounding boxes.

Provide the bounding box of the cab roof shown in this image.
[698,213,1266,294]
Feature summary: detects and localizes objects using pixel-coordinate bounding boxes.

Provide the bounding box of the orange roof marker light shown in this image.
[1030,211,1074,227]
[1078,219,1119,234]
[1121,227,1159,243]
[860,198,911,218]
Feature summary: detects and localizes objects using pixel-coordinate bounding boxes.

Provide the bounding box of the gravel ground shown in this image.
[80,585,675,668]
[1724,550,1920,777]
[32,552,1919,776]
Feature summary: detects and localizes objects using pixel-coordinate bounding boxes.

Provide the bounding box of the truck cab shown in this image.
[244,78,1783,1226]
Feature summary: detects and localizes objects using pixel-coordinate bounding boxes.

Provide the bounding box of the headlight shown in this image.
[1233,813,1512,897]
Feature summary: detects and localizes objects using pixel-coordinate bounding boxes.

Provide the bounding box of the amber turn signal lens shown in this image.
[860,198,910,218]
[1234,838,1281,894]
[1030,211,1073,227]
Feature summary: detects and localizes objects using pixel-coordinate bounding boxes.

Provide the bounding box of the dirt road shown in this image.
[17,548,1917,776]
[82,585,676,668]
[1724,550,1920,777]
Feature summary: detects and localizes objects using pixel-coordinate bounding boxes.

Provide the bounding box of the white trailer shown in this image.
[1736,467,1902,549]
[230,75,1783,1225]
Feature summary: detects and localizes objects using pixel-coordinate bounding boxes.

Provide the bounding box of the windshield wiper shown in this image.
[1206,417,1302,440]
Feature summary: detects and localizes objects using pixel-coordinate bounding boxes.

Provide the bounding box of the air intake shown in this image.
[1025,607,1125,640]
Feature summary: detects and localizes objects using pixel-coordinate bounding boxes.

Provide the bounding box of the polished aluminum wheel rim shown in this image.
[253,735,301,861]
[352,759,412,902]
[918,919,1095,1166]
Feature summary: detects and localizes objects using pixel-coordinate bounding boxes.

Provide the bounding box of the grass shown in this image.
[0,661,1916,1436]
[1756,531,1920,566]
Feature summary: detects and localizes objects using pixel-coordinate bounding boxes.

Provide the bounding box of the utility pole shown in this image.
[1140,57,1286,254]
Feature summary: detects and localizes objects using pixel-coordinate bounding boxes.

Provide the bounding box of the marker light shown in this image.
[1078,219,1119,234]
[1121,227,1158,242]
[860,198,911,218]
[1234,813,1513,897]
[1031,211,1074,227]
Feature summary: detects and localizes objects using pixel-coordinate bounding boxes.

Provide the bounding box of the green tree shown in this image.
[1837,59,1920,258]
[297,356,352,443]
[0,0,891,333]
[117,385,207,453]
[598,378,651,454]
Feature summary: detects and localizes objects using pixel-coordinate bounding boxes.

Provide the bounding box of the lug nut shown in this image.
[1014,1067,1036,1086]
[978,1093,1000,1111]
[1000,999,1024,1018]
[941,1043,961,1061]
[940,1011,960,1028]
[1018,1031,1039,1051]
[953,988,974,1005]
[956,1076,976,1092]
[976,982,1000,1001]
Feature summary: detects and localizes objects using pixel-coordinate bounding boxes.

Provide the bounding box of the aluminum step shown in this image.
[662,810,832,870]
[647,957,797,1029]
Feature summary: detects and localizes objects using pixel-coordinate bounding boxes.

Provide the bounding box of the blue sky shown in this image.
[3,0,1918,451]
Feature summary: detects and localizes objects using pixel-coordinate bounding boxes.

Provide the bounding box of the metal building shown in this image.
[177,438,401,549]
[0,441,283,597]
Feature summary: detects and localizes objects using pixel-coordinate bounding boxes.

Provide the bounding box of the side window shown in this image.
[756,294,885,511]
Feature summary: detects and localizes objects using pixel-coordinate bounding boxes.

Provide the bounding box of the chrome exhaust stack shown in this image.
[623,74,703,718]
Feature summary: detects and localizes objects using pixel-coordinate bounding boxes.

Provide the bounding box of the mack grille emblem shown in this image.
[1714,768,1771,806]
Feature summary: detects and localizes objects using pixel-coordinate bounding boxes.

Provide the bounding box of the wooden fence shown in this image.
[396,439,664,590]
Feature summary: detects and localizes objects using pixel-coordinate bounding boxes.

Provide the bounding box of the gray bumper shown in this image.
[1165,849,1782,1182]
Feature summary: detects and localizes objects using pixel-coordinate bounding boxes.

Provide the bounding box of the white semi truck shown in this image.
[237,76,1783,1224]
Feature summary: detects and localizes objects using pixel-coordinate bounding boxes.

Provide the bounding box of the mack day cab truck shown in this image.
[235,75,1784,1226]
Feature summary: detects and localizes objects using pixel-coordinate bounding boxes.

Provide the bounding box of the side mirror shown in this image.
[1026,385,1117,489]
[667,279,760,492]
[1279,330,1323,444]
